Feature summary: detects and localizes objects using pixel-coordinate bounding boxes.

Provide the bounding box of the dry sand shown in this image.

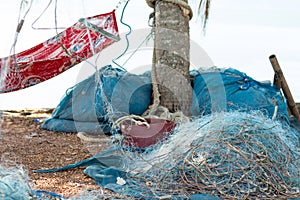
[0,109,114,198]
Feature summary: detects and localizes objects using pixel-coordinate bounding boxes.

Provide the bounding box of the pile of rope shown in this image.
[121,111,300,199]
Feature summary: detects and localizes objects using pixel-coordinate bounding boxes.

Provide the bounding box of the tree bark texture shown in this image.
[154,0,192,116]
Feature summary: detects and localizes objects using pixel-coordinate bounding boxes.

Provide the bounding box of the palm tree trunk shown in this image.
[153,0,192,116]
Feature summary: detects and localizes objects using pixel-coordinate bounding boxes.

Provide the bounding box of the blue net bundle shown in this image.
[0,163,33,200]
[68,189,131,200]
[0,159,65,200]
[118,111,299,199]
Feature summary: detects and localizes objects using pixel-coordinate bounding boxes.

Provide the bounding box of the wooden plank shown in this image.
[269,54,300,123]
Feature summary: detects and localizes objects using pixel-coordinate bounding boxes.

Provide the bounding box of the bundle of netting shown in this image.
[122,111,300,199]
[68,189,133,200]
[0,163,34,200]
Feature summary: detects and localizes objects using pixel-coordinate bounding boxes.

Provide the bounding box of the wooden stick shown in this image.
[269,54,300,122]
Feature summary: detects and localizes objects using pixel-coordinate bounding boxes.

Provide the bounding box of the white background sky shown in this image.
[0,0,299,109]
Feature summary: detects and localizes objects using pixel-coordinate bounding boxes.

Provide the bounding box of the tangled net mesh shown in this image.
[69,189,134,200]
[120,111,300,199]
[0,157,34,200]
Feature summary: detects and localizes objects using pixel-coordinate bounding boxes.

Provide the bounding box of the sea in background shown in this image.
[0,0,299,110]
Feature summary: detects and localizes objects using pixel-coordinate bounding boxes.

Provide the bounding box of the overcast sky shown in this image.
[0,0,299,109]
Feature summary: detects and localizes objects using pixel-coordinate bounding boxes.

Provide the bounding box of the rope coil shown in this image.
[146,0,193,19]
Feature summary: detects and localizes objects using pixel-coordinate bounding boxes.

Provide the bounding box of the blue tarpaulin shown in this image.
[42,65,289,134]
[42,65,152,134]
[191,68,289,121]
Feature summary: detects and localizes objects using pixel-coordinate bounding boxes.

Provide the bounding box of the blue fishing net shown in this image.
[0,164,33,200]
[0,163,65,200]
[36,111,300,199]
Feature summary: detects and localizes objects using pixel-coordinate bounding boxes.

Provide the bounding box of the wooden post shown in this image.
[269,54,300,122]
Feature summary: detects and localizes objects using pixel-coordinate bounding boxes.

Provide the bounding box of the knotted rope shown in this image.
[145,0,193,19]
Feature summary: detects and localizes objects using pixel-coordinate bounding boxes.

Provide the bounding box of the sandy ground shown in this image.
[0,109,116,198]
